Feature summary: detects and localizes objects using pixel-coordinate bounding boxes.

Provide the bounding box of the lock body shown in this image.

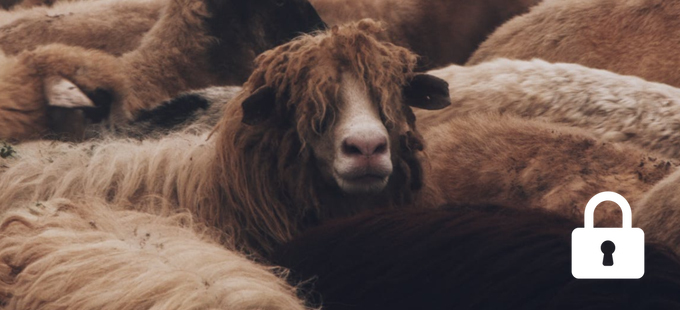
[572,227,644,279]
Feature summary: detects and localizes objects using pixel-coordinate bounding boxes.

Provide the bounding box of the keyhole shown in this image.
[601,240,615,266]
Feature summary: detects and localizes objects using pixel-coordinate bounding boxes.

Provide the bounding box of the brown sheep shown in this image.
[415,58,680,158]
[467,0,680,88]
[0,0,162,56]
[0,198,307,310]
[309,0,541,69]
[0,0,326,141]
[419,115,675,226]
[0,21,451,256]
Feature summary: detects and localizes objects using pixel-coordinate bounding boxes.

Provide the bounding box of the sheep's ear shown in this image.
[241,86,276,125]
[45,76,96,109]
[403,74,451,110]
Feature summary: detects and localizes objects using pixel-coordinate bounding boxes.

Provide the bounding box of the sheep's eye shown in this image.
[316,118,329,134]
[379,109,388,124]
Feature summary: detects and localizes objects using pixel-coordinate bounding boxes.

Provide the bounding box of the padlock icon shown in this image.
[572,191,645,279]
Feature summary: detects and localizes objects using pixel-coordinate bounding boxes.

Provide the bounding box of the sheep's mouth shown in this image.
[334,171,390,194]
[345,174,387,183]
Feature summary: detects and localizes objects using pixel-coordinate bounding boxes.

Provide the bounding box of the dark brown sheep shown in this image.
[273,205,680,310]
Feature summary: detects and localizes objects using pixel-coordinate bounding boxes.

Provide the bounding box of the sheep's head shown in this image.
[232,20,449,200]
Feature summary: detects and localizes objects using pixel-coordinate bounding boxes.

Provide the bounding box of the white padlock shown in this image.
[572,191,645,279]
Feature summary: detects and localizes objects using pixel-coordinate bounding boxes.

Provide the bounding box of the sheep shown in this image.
[272,205,680,310]
[0,0,162,56]
[0,198,307,310]
[467,0,680,88]
[0,0,327,141]
[0,20,451,256]
[419,115,675,226]
[309,0,541,69]
[414,58,680,158]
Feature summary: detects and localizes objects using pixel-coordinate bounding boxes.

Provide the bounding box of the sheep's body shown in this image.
[273,205,680,310]
[0,198,306,310]
[421,115,675,226]
[309,0,540,69]
[0,0,161,56]
[467,0,680,88]
[416,58,680,158]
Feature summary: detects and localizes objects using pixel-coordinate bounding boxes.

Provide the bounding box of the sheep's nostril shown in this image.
[342,141,363,156]
[373,142,387,155]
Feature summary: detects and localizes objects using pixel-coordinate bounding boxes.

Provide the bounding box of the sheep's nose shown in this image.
[342,135,388,157]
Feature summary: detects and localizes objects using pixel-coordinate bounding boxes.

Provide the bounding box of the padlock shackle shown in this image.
[584,191,632,229]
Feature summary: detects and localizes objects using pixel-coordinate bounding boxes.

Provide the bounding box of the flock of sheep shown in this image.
[3,0,680,309]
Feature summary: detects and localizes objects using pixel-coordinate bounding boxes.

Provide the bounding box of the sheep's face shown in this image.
[237,20,449,200]
[312,73,394,194]
[241,71,450,195]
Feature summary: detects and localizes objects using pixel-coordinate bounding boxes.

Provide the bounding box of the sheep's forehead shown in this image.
[338,72,380,120]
